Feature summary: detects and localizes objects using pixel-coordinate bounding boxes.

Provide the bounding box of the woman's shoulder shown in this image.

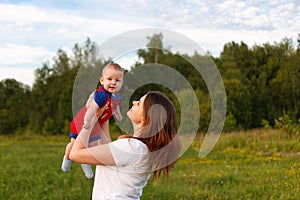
[110,138,148,154]
[109,138,149,166]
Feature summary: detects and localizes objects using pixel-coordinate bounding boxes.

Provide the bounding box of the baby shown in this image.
[61,62,124,178]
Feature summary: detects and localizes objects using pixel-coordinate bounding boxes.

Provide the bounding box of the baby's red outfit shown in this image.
[69,85,121,142]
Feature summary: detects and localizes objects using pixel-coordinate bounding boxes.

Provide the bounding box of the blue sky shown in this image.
[0,0,299,86]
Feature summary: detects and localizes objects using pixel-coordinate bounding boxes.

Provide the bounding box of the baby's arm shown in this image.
[113,105,122,121]
[64,138,76,159]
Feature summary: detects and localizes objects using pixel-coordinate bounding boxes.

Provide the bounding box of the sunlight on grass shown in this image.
[1,129,300,199]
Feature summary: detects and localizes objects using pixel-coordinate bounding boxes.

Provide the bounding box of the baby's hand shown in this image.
[114,113,123,122]
[96,102,110,118]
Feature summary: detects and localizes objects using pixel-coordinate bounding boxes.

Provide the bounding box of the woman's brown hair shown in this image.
[121,91,181,181]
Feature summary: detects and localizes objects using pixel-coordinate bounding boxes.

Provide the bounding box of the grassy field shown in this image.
[1,129,299,199]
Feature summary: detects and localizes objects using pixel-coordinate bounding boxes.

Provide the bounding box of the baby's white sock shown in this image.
[61,155,72,172]
[81,164,94,179]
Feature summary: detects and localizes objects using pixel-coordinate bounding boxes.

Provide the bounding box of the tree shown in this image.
[3,35,300,135]
[0,79,30,134]
[137,33,164,64]
[28,38,104,134]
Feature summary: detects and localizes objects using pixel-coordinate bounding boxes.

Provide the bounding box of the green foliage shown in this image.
[261,119,271,130]
[27,38,103,135]
[218,38,300,130]
[175,89,201,134]
[1,34,300,135]
[223,112,238,132]
[0,79,30,134]
[275,113,300,137]
[61,119,71,136]
[42,117,56,135]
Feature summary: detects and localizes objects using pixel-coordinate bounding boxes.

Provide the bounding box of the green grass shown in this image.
[1,129,300,199]
[0,135,94,200]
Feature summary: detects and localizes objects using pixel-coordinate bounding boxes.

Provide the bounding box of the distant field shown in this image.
[1,129,299,199]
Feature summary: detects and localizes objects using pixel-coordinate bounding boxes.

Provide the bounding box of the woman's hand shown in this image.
[96,101,110,119]
[85,91,95,108]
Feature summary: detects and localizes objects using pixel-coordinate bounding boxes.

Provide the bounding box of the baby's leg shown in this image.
[88,139,99,147]
[61,138,75,172]
[81,164,94,179]
[64,143,72,159]
[80,137,99,179]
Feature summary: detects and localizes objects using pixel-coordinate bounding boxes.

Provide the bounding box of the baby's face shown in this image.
[100,69,123,93]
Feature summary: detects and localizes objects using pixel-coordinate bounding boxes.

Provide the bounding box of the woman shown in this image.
[70,91,181,199]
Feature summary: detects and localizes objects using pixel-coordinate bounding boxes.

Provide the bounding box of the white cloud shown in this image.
[0,43,53,65]
[0,67,35,86]
[277,2,294,12]
[114,51,140,70]
[0,2,142,44]
[239,6,258,18]
[176,27,297,56]
[248,14,270,28]
[0,3,101,26]
[218,0,245,11]
[0,0,300,87]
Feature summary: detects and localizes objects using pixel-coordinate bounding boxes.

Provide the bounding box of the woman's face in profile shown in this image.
[127,94,147,126]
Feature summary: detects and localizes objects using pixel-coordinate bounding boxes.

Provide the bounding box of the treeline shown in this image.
[0,35,299,135]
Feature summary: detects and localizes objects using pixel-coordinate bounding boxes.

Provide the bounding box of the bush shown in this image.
[223,113,237,132]
[42,118,56,135]
[261,119,271,130]
[275,113,300,136]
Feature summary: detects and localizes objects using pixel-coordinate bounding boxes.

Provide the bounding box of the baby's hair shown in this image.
[102,62,123,75]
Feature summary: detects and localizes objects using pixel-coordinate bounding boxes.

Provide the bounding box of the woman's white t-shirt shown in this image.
[92,138,151,200]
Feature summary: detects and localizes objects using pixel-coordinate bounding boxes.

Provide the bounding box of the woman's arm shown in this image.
[69,137,115,165]
[69,102,115,166]
[83,100,99,129]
